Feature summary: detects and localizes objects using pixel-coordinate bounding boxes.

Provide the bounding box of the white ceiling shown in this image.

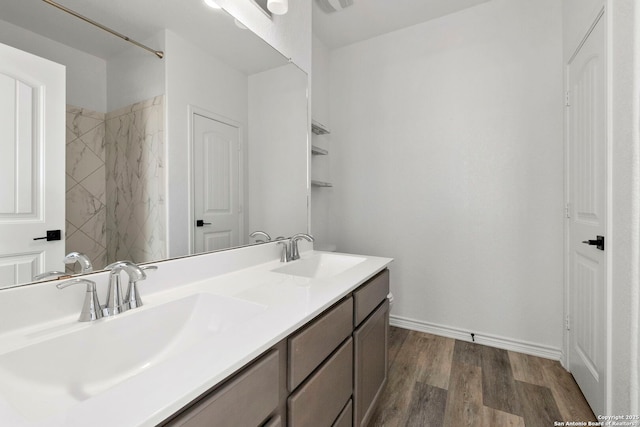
[0,0,287,74]
[0,0,495,71]
[312,0,492,49]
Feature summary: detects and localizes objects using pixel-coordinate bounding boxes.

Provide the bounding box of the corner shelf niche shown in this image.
[311,119,330,135]
[311,180,333,188]
[311,118,332,188]
[311,145,328,155]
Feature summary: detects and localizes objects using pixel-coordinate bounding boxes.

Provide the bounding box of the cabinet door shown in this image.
[353,300,389,427]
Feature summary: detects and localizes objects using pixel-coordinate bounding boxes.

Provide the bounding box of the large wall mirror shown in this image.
[0,0,309,289]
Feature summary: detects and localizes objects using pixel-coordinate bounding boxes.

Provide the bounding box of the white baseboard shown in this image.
[390,315,563,361]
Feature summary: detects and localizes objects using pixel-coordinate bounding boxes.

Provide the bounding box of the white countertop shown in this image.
[0,250,392,427]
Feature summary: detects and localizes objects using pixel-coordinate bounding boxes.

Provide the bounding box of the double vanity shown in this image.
[0,243,392,427]
[0,1,390,425]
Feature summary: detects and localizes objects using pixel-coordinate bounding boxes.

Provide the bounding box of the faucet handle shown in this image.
[105,261,145,315]
[290,233,315,261]
[125,265,158,310]
[106,261,146,281]
[57,278,103,322]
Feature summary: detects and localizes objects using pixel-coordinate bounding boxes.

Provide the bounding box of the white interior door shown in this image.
[193,113,242,253]
[0,42,65,288]
[567,14,606,415]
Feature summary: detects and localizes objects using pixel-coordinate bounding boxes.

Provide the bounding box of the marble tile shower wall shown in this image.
[105,95,166,265]
[66,106,108,271]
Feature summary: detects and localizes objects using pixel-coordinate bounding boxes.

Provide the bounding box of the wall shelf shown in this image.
[311,180,333,188]
[311,119,331,135]
[311,118,331,189]
[311,145,328,155]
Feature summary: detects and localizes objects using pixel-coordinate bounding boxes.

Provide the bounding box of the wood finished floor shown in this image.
[369,327,596,427]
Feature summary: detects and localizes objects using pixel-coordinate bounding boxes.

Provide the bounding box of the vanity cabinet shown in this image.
[162,269,390,427]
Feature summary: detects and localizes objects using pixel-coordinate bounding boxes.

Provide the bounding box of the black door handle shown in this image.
[196,220,212,227]
[582,235,604,250]
[33,230,62,241]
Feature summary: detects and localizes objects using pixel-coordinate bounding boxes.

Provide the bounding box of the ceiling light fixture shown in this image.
[317,0,353,13]
[204,0,222,9]
[267,0,288,15]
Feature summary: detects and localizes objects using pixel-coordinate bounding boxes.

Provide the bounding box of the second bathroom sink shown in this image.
[272,252,366,279]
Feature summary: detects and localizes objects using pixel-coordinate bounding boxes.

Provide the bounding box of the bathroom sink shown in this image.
[0,293,266,421]
[272,253,366,279]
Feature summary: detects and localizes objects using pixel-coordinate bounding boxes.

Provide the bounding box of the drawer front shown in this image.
[168,350,279,427]
[354,300,389,427]
[353,269,389,326]
[288,338,353,427]
[333,399,353,427]
[288,297,353,391]
[264,416,282,427]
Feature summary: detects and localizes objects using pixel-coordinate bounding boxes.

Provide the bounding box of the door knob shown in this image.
[582,235,604,250]
[33,230,62,241]
[196,220,211,227]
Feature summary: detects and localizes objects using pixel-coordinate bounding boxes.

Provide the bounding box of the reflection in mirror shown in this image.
[0,0,308,289]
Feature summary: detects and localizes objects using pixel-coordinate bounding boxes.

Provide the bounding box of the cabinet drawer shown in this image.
[353,269,389,327]
[264,416,282,427]
[288,338,353,427]
[288,297,353,391]
[333,399,353,427]
[167,350,279,427]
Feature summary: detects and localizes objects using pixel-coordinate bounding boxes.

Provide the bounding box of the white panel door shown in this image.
[567,14,606,415]
[193,113,241,253]
[0,42,65,288]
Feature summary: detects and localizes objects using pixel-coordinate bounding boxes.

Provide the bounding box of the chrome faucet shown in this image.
[63,251,93,273]
[56,278,103,322]
[250,231,272,243]
[277,238,291,263]
[32,252,93,281]
[105,261,146,316]
[57,261,155,322]
[289,233,315,261]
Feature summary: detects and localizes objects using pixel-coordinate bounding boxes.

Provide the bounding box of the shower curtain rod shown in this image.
[42,0,164,59]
